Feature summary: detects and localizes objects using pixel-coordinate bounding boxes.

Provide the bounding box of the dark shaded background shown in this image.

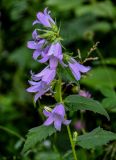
[0,0,116,159]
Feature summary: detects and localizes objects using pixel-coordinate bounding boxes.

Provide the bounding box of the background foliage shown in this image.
[0,0,116,159]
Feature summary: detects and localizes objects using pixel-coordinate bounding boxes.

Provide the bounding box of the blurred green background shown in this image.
[0,0,116,159]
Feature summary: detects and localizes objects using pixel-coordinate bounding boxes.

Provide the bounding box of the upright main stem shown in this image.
[67,125,78,160]
[58,78,78,160]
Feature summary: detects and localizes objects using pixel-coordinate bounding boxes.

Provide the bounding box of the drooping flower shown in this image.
[43,104,71,131]
[27,29,47,60]
[38,42,63,69]
[68,58,91,81]
[27,80,50,102]
[31,67,56,84]
[79,90,91,98]
[33,8,55,27]
[26,67,56,102]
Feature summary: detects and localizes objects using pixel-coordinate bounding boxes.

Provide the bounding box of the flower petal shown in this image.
[42,69,56,84]
[54,119,62,131]
[26,85,40,92]
[43,110,51,117]
[44,116,54,126]
[76,62,91,73]
[37,12,51,27]
[27,41,40,49]
[32,30,38,40]
[33,50,41,60]
[69,62,81,80]
[33,20,40,25]
[38,56,49,63]
[53,104,65,118]
[49,57,58,69]
[63,119,71,125]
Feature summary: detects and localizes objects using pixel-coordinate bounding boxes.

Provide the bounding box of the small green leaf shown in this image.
[64,95,109,119]
[77,127,116,149]
[22,125,56,153]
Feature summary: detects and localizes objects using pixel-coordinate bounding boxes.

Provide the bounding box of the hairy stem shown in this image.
[67,125,78,160]
[58,78,78,160]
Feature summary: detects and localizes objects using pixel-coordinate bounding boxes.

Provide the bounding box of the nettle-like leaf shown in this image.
[64,95,109,120]
[22,125,56,153]
[76,127,116,149]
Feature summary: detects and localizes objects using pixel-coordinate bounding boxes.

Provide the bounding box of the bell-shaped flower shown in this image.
[27,29,47,60]
[31,66,56,84]
[38,42,63,69]
[26,67,56,102]
[43,104,71,131]
[33,8,55,27]
[68,58,91,81]
[27,81,50,102]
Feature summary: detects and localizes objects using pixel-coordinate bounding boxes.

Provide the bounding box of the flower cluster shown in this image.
[27,8,63,102]
[26,8,91,131]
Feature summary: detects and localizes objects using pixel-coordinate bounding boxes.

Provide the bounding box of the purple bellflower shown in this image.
[33,8,55,27]
[79,90,91,98]
[27,29,47,60]
[43,104,71,131]
[38,42,63,69]
[27,67,56,102]
[68,58,91,81]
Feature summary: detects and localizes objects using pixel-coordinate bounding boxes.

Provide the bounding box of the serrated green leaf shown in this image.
[77,127,116,149]
[22,125,56,153]
[64,95,109,119]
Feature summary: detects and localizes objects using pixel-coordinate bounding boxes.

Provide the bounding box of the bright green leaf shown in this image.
[64,95,109,119]
[22,125,56,153]
[77,127,116,149]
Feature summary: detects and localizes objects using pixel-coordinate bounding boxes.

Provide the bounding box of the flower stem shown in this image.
[67,125,78,160]
[58,77,78,160]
